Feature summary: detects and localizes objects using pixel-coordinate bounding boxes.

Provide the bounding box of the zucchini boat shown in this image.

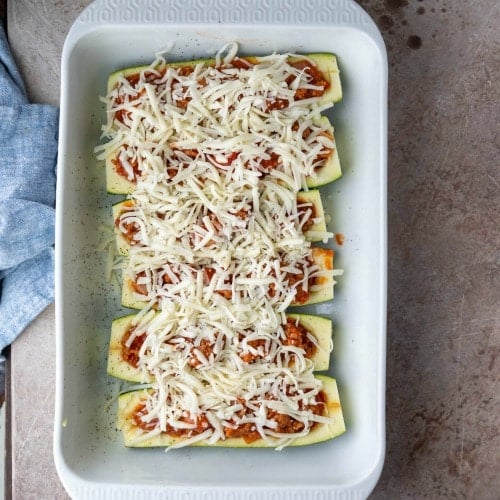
[105,115,341,194]
[116,375,345,448]
[120,247,336,310]
[113,189,330,256]
[107,53,341,104]
[104,53,342,194]
[108,312,333,382]
[105,118,341,194]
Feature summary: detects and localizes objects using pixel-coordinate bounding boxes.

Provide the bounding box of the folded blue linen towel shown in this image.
[0,26,58,351]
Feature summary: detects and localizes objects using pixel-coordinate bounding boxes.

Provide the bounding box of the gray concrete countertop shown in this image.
[5,0,499,498]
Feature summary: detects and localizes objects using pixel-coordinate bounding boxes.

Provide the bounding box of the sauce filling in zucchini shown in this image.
[113,188,329,252]
[131,388,327,443]
[96,50,342,192]
[120,316,319,370]
[117,375,344,449]
[121,247,334,310]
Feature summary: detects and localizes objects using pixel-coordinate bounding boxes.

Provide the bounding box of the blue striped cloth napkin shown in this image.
[0,26,58,352]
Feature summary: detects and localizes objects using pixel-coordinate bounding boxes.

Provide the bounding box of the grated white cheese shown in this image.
[102,43,340,448]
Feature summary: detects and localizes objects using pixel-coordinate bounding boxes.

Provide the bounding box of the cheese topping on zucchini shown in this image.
[95,45,337,189]
[98,44,344,449]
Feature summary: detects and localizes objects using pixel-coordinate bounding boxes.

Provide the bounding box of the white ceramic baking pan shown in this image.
[54,0,387,498]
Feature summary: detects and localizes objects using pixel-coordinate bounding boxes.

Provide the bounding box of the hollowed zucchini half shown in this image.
[107,53,341,103]
[108,312,332,382]
[105,53,341,194]
[112,189,329,257]
[120,246,336,310]
[117,375,345,448]
[105,116,341,194]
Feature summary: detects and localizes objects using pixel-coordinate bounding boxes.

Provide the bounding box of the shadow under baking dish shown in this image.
[54,10,387,499]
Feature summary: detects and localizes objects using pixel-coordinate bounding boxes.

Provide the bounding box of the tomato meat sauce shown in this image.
[187,337,217,368]
[296,197,317,232]
[283,318,317,358]
[131,265,181,294]
[121,327,146,368]
[115,201,141,244]
[112,153,141,182]
[238,335,268,364]
[225,390,327,443]
[132,389,327,443]
[268,256,318,305]
[112,57,329,181]
[132,403,211,437]
[266,59,329,111]
[238,319,316,364]
[132,403,158,431]
[289,60,329,100]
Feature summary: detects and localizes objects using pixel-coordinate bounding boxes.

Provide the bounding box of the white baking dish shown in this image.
[54,0,387,498]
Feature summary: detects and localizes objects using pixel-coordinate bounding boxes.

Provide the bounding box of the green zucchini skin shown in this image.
[305,53,342,104]
[112,200,134,256]
[108,312,332,382]
[306,115,342,188]
[105,53,342,194]
[107,314,148,383]
[296,189,328,242]
[117,375,345,448]
[120,246,335,310]
[106,158,136,195]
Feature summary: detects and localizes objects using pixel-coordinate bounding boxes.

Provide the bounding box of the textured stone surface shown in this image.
[5,0,499,498]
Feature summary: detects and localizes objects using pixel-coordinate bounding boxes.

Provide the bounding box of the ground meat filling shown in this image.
[296,198,317,232]
[111,153,141,181]
[115,203,141,244]
[223,422,261,443]
[113,87,146,124]
[187,338,217,368]
[268,256,317,305]
[202,266,234,299]
[283,318,317,358]
[121,328,147,368]
[111,57,330,180]
[238,335,268,364]
[132,403,210,438]
[132,403,158,431]
[131,268,180,297]
[132,390,327,442]
[258,151,281,172]
[289,60,329,100]
[165,414,211,438]
[130,271,148,296]
[225,390,327,443]
[292,256,322,305]
[238,320,316,364]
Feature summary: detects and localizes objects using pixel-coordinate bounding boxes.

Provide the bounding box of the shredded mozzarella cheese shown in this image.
[101,43,340,448]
